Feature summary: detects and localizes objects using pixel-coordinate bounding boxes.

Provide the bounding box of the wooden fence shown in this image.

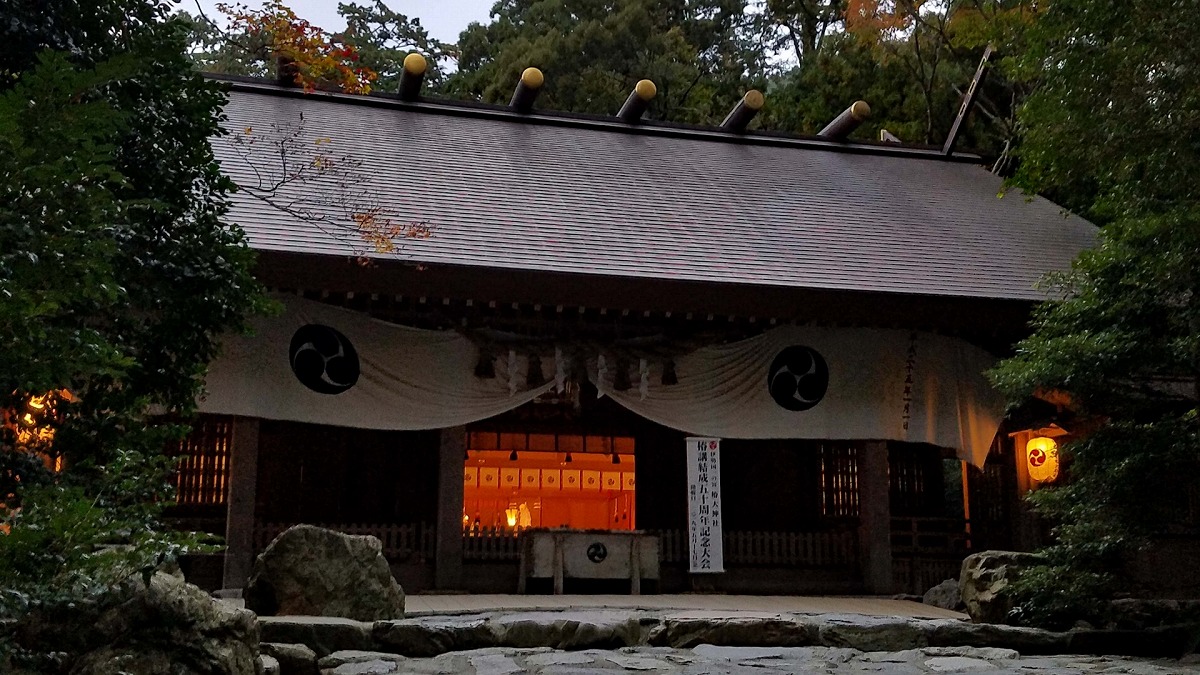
[462,527,522,561]
[891,516,970,594]
[253,522,435,561]
[651,528,859,567]
[252,524,863,569]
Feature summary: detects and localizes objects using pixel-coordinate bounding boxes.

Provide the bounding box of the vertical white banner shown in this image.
[686,437,724,573]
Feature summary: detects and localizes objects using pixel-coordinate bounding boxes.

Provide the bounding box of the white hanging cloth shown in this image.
[199,295,554,430]
[589,326,1003,467]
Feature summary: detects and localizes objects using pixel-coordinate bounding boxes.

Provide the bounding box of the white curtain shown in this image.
[200,295,554,430]
[591,326,1003,467]
[200,296,1003,466]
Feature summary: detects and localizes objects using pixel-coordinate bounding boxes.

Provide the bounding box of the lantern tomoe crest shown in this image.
[1026,436,1060,483]
[768,345,829,411]
[289,324,360,394]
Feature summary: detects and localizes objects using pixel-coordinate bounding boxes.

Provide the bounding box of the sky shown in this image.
[185,0,496,43]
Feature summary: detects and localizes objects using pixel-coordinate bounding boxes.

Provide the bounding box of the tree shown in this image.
[448,0,767,124]
[339,0,454,93]
[182,1,450,95]
[184,0,376,93]
[757,0,846,66]
[990,0,1200,629]
[184,3,437,261]
[0,0,261,644]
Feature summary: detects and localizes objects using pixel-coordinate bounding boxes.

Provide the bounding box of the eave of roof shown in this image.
[212,77,1098,303]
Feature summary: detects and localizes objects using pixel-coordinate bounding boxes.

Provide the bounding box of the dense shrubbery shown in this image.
[0,0,262,666]
[991,0,1200,628]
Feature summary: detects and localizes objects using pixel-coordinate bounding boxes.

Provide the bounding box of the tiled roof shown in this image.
[215,81,1096,301]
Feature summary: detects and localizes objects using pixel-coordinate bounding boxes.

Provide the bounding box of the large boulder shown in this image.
[14,571,258,674]
[923,578,965,612]
[246,524,405,621]
[959,551,1044,624]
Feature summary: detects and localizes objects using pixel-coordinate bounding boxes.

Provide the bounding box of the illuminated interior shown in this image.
[464,432,635,532]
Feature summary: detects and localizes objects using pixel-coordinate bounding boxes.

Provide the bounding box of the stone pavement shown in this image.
[315,645,1200,674]
[260,607,1200,674]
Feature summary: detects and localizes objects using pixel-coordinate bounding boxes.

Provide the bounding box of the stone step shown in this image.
[257,609,1200,663]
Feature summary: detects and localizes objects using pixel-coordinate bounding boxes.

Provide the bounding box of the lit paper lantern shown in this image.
[1026,436,1060,483]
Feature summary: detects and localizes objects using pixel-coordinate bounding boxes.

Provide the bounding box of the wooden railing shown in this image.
[253,522,435,561]
[462,527,522,561]
[652,529,687,564]
[891,517,970,594]
[727,529,859,566]
[650,528,859,567]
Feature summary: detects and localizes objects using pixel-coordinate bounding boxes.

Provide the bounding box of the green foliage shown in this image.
[0,0,262,654]
[448,0,768,124]
[338,0,453,93]
[1011,0,1200,223]
[181,2,452,94]
[992,0,1200,628]
[1,7,263,461]
[0,450,218,620]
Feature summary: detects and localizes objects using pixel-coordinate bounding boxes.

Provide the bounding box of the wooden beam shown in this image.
[222,417,260,590]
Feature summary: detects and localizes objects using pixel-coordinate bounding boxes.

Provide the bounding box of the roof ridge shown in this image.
[210,74,984,164]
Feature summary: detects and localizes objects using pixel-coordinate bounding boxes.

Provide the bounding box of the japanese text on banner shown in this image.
[686,437,724,573]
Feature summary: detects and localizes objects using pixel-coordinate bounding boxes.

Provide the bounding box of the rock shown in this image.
[260,654,282,675]
[649,616,818,648]
[605,654,664,670]
[262,642,320,675]
[924,655,994,671]
[1108,599,1200,630]
[317,650,406,669]
[816,614,928,651]
[489,611,646,650]
[466,651,523,675]
[524,651,595,666]
[923,579,965,611]
[27,572,260,675]
[259,616,375,657]
[925,618,1071,654]
[958,550,1044,624]
[372,614,497,656]
[326,662,399,675]
[921,645,1019,660]
[246,524,405,621]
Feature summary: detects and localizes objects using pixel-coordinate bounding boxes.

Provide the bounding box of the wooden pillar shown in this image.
[222,416,260,590]
[858,441,893,594]
[434,426,465,589]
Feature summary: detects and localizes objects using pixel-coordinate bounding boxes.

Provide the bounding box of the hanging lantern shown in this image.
[1026,436,1060,483]
[505,505,519,528]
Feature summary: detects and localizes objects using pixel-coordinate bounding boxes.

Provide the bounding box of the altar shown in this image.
[518,529,660,595]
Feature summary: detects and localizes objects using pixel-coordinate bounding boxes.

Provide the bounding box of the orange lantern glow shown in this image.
[1026,436,1060,483]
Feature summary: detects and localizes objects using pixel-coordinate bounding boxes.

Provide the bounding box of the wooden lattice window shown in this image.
[819,443,860,518]
[889,443,946,517]
[170,416,233,508]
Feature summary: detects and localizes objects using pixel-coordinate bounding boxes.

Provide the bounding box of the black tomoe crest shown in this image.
[289,324,360,395]
[768,345,829,411]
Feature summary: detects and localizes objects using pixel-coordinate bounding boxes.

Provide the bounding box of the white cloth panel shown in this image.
[592,327,1003,467]
[200,296,1003,466]
[200,295,554,429]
